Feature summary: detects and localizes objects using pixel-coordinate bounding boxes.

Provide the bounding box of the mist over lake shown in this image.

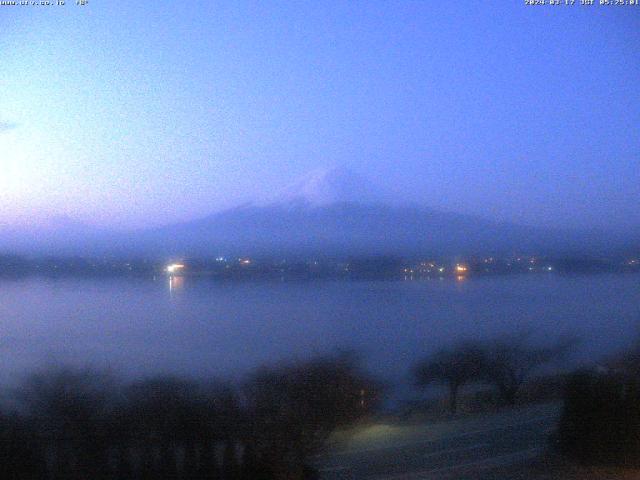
[1,274,638,399]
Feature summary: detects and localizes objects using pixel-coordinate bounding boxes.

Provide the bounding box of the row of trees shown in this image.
[0,353,380,480]
[0,334,579,478]
[414,332,576,413]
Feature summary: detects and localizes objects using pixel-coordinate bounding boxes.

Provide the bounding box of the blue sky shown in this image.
[1,2,638,229]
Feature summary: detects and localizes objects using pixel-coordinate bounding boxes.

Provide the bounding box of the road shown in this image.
[318,402,562,480]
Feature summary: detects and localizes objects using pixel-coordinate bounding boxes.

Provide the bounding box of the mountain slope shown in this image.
[138,201,555,257]
[132,168,567,256]
[1,169,635,258]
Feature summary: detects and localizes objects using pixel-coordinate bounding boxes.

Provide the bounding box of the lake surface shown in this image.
[1,274,638,400]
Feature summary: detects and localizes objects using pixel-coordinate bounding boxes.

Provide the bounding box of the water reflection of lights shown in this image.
[456,275,466,282]
[168,275,184,293]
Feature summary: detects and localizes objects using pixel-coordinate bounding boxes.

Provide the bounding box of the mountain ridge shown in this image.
[0,168,636,257]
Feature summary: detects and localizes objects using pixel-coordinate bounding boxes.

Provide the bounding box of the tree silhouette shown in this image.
[482,331,576,405]
[19,367,117,479]
[0,357,378,480]
[414,342,486,414]
[244,353,379,479]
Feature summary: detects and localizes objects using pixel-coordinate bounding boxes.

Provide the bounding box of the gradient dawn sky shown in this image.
[1,2,638,230]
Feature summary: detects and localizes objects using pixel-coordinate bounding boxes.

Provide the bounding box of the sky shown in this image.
[1,1,638,230]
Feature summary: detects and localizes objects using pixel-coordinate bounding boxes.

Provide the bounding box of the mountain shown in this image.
[262,167,389,208]
[139,202,540,257]
[134,168,612,258]
[0,169,635,258]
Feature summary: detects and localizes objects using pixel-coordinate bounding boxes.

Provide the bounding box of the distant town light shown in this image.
[240,258,251,265]
[166,263,185,274]
[455,264,468,273]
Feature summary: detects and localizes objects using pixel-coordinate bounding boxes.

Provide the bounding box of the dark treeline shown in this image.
[413,333,640,469]
[2,332,638,475]
[0,255,156,278]
[1,253,639,281]
[0,354,380,480]
[413,332,577,414]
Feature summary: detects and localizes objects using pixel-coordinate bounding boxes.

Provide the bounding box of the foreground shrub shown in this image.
[558,370,640,466]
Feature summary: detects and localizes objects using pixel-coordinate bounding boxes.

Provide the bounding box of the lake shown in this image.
[1,274,638,401]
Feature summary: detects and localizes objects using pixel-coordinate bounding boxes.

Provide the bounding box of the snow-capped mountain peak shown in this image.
[267,167,385,207]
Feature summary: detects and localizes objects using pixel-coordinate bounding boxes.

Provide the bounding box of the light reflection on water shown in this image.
[168,275,184,294]
[0,274,639,399]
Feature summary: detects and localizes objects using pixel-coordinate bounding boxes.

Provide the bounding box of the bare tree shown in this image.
[243,352,380,479]
[414,342,486,414]
[482,331,576,405]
